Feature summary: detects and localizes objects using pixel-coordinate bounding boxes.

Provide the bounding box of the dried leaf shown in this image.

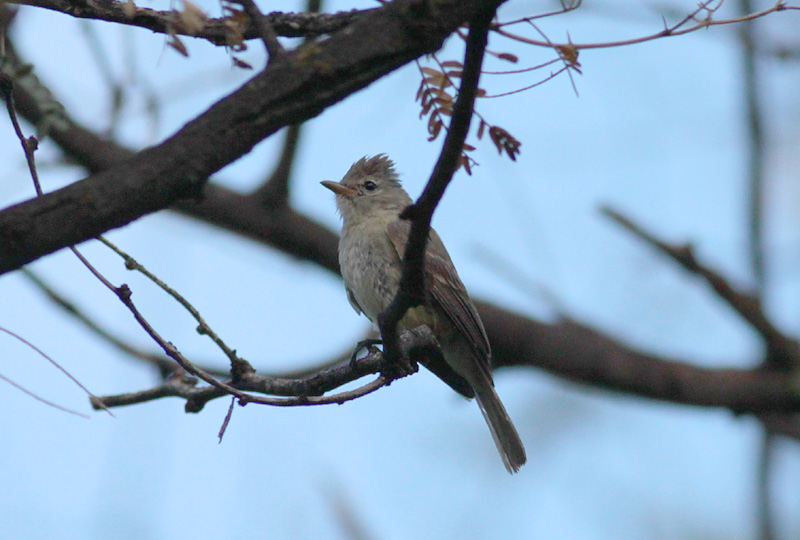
[428,119,442,141]
[441,60,463,68]
[232,56,253,69]
[462,143,475,151]
[122,0,137,18]
[446,70,463,78]
[488,126,521,161]
[433,92,452,103]
[461,155,472,175]
[224,10,249,50]
[556,44,580,68]
[168,34,189,57]
[420,67,441,77]
[498,52,519,63]
[428,112,440,132]
[477,120,486,140]
[420,99,433,117]
[179,0,208,35]
[425,72,451,89]
[415,79,426,102]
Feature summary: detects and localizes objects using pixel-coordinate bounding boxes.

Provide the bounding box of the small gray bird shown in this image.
[322,155,526,473]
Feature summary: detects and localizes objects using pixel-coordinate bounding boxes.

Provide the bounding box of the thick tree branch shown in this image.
[0,0,509,274]
[481,304,800,413]
[4,39,341,273]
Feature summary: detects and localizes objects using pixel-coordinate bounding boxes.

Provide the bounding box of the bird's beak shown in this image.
[321,180,358,198]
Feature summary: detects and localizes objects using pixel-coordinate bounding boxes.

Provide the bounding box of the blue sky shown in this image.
[1,0,800,538]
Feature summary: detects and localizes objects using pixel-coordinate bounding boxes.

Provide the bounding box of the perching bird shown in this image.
[321,155,526,473]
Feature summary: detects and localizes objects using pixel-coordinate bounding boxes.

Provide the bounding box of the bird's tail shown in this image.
[473,379,527,474]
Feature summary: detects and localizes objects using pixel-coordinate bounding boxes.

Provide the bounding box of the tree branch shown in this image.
[93,326,442,411]
[227,0,285,62]
[601,205,800,368]
[2,38,341,274]
[481,304,800,414]
[9,0,371,44]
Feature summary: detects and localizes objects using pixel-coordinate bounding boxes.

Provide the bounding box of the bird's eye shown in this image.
[364,181,377,191]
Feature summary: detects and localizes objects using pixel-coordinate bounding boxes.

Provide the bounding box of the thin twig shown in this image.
[0,371,89,418]
[225,0,284,61]
[378,9,494,364]
[492,0,793,51]
[98,236,241,364]
[21,269,231,378]
[482,65,569,98]
[0,74,42,195]
[494,0,581,27]
[0,325,105,409]
[92,326,441,411]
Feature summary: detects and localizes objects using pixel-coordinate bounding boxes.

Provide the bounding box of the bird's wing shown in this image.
[345,287,363,315]
[386,220,493,380]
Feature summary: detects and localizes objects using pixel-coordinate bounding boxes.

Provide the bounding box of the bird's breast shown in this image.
[339,223,403,323]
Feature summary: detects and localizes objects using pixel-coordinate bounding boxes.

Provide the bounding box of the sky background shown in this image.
[1,0,800,538]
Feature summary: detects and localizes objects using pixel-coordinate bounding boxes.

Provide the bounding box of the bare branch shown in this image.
[601,206,800,367]
[0,371,89,418]
[0,326,95,417]
[225,0,285,62]
[480,303,800,416]
[492,0,794,52]
[8,0,371,44]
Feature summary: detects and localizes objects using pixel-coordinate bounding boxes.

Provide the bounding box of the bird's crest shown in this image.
[345,154,401,186]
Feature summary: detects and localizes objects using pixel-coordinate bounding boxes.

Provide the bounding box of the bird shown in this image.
[321,154,526,473]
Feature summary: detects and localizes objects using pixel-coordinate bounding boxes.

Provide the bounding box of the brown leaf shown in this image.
[498,52,519,63]
[425,72,451,89]
[168,34,189,57]
[232,57,252,69]
[433,91,452,103]
[224,11,249,50]
[556,44,580,68]
[488,126,521,161]
[179,0,208,35]
[461,155,472,175]
[441,60,463,68]
[415,79,426,102]
[477,120,486,140]
[122,0,137,18]
[428,112,440,132]
[420,99,433,117]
